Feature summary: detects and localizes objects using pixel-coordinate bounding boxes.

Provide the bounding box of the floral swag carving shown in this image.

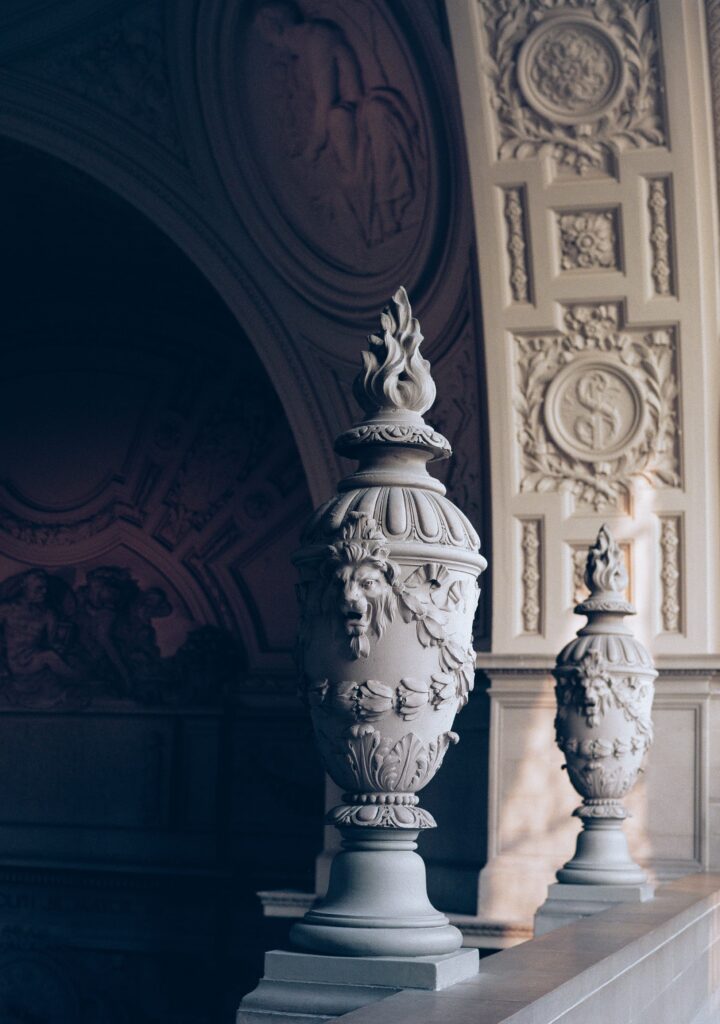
[299,514,476,706]
[513,303,680,509]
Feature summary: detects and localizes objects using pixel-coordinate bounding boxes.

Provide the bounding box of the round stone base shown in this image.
[290,827,462,957]
[557,817,648,886]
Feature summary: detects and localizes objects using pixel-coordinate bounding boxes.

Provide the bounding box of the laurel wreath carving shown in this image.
[479,0,666,174]
[513,304,680,509]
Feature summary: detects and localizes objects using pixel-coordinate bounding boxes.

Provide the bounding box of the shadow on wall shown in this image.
[0,134,323,1022]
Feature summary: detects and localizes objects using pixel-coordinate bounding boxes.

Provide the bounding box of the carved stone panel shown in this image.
[478,0,666,176]
[513,303,681,510]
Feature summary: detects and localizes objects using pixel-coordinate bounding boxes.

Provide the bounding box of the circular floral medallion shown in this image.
[544,358,644,462]
[518,16,625,125]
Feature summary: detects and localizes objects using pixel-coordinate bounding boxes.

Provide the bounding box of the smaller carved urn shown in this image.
[290,288,486,957]
[553,525,656,885]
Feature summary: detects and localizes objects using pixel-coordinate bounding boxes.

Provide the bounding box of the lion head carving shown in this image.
[325,513,400,658]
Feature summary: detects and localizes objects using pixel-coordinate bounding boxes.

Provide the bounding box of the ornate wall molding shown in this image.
[13,3,186,161]
[646,177,674,296]
[556,209,619,271]
[520,518,542,634]
[659,514,682,633]
[479,0,666,175]
[513,303,681,510]
[503,186,531,301]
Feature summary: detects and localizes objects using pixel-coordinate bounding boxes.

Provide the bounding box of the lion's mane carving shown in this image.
[324,513,400,659]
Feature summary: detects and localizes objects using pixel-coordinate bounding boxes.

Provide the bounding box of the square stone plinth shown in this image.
[534,882,656,937]
[237,948,479,1023]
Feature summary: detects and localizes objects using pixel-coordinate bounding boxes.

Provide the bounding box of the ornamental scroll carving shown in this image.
[513,303,681,510]
[479,0,666,175]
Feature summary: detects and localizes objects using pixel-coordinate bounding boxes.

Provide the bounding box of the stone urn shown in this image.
[291,287,486,956]
[553,525,656,885]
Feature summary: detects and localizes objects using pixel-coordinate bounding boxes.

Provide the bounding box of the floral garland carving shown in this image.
[513,303,680,509]
[479,0,666,175]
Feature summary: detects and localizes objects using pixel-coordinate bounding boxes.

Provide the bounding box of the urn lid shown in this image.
[556,525,656,678]
[298,288,486,571]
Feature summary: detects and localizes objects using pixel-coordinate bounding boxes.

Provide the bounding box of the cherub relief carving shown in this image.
[255,0,422,247]
[0,569,74,680]
[323,513,400,659]
[0,566,236,708]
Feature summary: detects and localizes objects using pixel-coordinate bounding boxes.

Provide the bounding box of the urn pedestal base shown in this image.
[289,828,462,957]
[237,948,480,1023]
[556,816,648,886]
[534,881,655,936]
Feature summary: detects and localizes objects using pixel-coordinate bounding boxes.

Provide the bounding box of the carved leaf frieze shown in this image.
[513,303,681,510]
[479,0,666,175]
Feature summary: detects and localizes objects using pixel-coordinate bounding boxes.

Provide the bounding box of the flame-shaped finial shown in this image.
[584,524,627,597]
[353,287,436,416]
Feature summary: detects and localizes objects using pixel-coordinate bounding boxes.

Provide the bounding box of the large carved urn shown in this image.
[291,288,486,956]
[554,525,656,885]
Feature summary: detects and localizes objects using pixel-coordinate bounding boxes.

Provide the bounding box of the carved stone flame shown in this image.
[353,286,436,416]
[578,522,633,614]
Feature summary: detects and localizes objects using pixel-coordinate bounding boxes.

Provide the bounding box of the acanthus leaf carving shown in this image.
[335,723,459,795]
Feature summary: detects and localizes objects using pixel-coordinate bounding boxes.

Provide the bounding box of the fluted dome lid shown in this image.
[302,485,480,553]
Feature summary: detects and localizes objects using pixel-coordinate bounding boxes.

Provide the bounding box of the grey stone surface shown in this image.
[333,875,720,1024]
[534,880,655,936]
[237,947,479,1023]
[264,948,479,990]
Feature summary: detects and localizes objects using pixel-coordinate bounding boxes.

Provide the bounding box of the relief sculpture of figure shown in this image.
[256,0,422,246]
[0,569,74,679]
